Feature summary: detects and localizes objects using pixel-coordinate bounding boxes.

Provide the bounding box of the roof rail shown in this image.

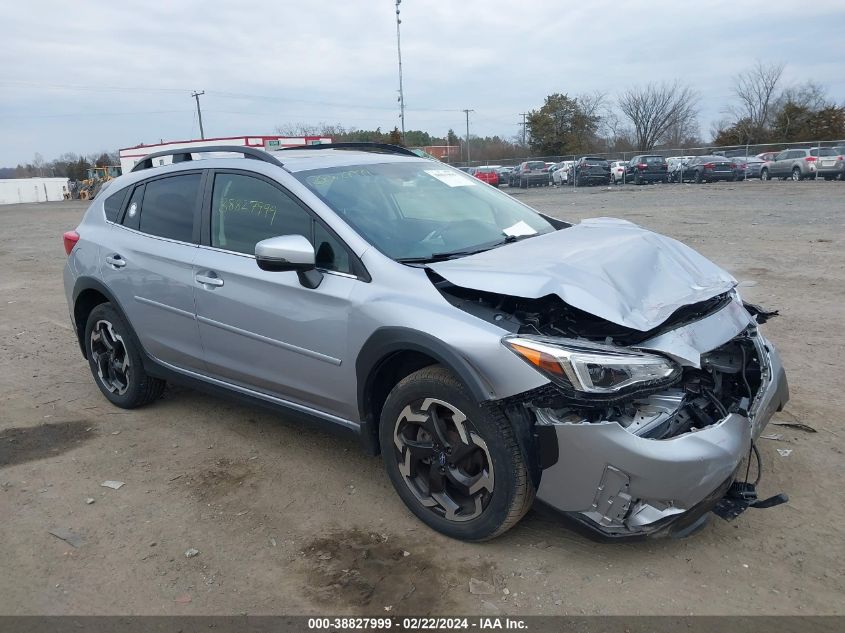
[130,145,284,173]
[279,142,419,157]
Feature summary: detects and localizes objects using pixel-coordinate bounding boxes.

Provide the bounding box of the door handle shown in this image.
[105,254,126,268]
[195,273,224,287]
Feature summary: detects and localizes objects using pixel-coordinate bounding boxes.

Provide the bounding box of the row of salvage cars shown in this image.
[464,145,845,189]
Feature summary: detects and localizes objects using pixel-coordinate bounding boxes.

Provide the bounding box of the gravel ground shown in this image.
[1,179,843,615]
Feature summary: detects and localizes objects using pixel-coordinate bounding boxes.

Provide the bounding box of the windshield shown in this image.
[295,162,555,261]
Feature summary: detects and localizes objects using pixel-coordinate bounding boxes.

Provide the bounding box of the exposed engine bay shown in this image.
[432,273,733,346]
[433,274,763,440]
[530,336,763,440]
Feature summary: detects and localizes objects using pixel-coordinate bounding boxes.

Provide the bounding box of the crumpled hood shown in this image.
[429,217,737,332]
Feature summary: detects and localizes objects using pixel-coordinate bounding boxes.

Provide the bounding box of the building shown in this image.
[118,135,332,173]
[418,145,460,162]
[0,177,70,205]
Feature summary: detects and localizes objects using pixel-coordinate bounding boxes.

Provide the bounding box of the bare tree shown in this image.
[618,81,699,151]
[729,61,785,142]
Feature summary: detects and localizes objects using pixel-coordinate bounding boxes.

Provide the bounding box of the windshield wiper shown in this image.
[396,247,492,264]
[396,234,537,264]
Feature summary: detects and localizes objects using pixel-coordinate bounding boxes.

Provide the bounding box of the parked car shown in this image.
[760,148,821,181]
[497,166,514,186]
[547,162,566,184]
[552,161,573,185]
[568,157,611,186]
[513,160,550,188]
[815,148,845,180]
[733,156,766,180]
[62,142,789,542]
[666,156,697,182]
[677,155,740,183]
[624,155,669,184]
[472,166,500,187]
[609,160,627,184]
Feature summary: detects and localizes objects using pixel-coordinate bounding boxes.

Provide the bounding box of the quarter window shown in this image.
[103,188,129,223]
[121,185,145,231]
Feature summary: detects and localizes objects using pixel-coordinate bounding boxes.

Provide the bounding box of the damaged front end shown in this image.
[436,278,790,538]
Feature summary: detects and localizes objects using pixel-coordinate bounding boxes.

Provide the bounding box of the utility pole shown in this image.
[191,90,205,139]
[395,1,405,141]
[462,109,474,165]
[518,112,528,146]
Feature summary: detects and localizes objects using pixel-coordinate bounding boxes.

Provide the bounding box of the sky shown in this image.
[1,0,843,166]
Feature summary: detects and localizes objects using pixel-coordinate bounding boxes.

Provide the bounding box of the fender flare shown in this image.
[355,327,496,454]
[71,276,133,358]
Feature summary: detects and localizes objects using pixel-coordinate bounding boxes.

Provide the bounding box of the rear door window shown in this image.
[134,173,202,242]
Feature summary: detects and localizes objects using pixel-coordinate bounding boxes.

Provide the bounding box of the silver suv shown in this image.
[761,147,823,181]
[63,144,789,541]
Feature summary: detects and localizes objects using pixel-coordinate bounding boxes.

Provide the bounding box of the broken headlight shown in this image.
[503,336,680,395]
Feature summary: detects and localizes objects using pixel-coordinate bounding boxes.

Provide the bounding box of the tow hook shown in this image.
[712,481,789,520]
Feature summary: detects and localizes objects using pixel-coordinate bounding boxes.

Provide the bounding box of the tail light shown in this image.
[703,163,714,169]
[805,156,817,162]
[730,163,737,169]
[63,230,80,255]
[637,163,647,170]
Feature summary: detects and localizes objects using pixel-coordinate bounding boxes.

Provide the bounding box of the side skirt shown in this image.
[141,353,362,445]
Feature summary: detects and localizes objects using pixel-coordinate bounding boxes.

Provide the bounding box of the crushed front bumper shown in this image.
[534,333,789,538]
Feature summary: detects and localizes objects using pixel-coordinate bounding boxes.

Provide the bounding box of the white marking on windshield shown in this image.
[502,220,538,238]
[424,169,476,187]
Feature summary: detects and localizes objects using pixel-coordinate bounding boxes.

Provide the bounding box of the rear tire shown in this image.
[791,167,802,181]
[519,177,527,189]
[694,170,703,184]
[85,303,165,409]
[380,366,534,541]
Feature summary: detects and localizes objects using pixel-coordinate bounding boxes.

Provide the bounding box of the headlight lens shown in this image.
[503,336,680,394]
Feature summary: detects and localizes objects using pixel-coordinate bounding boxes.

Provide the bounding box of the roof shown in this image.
[269,148,428,172]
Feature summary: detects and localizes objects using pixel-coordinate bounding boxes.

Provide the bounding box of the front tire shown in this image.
[85,303,165,408]
[760,168,769,180]
[380,366,534,541]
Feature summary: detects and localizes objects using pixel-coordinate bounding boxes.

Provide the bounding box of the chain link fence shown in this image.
[453,138,845,168]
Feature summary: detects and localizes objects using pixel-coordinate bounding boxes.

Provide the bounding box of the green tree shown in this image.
[387,127,403,145]
[526,93,600,156]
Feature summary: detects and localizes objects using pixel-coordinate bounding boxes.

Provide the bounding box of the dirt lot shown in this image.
[1,180,843,615]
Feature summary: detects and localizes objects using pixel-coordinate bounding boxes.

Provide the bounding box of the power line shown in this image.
[462,109,474,164]
[518,112,529,145]
[395,0,405,141]
[191,91,205,139]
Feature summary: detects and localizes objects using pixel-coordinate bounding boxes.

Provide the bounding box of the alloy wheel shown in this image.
[89,319,131,395]
[393,397,494,522]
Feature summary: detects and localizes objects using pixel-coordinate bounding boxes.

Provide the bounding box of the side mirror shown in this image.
[255,234,323,289]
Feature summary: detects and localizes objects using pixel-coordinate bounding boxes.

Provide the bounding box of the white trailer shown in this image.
[0,178,70,205]
[119,135,331,174]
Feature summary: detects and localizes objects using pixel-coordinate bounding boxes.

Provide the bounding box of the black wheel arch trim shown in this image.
[356,327,496,455]
[71,276,136,359]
